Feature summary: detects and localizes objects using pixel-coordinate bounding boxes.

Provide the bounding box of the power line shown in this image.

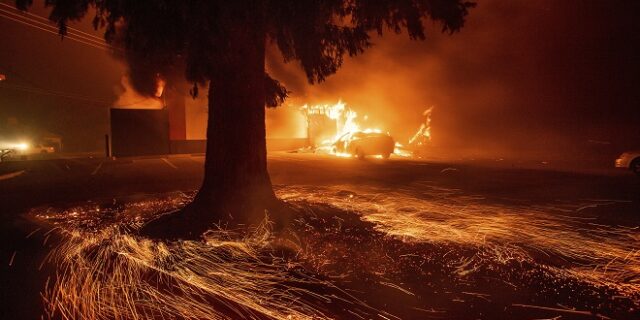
[0,3,118,51]
[1,82,160,109]
[0,59,114,106]
[0,11,111,50]
[0,83,111,105]
[0,6,107,46]
[0,3,131,107]
[0,2,104,43]
[0,2,105,42]
[0,12,110,50]
[0,14,108,49]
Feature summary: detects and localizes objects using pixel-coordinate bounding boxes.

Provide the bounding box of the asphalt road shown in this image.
[2,152,638,209]
[1,153,639,318]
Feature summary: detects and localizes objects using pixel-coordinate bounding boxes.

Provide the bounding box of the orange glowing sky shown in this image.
[1,0,639,157]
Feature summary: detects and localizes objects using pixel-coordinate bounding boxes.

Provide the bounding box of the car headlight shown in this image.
[16,143,29,151]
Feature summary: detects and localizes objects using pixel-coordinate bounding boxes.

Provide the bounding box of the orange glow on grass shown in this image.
[31,187,640,319]
[33,194,383,320]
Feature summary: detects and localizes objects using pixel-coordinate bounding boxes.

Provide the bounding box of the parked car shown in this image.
[27,144,56,154]
[332,131,395,159]
[5,143,55,156]
[615,151,640,176]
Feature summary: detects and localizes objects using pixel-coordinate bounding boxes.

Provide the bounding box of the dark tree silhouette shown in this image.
[17,0,474,237]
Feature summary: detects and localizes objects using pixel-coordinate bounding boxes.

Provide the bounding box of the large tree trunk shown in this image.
[142,6,283,238]
[190,20,277,225]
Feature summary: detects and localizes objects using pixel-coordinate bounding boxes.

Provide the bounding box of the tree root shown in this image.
[139,198,295,240]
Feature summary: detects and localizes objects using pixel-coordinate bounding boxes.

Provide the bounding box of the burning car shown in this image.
[615,150,640,176]
[332,130,395,159]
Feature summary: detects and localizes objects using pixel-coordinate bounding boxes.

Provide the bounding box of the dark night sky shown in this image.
[1,0,639,158]
[0,0,123,151]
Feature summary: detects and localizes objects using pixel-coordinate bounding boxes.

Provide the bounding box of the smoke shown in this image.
[267,0,640,161]
[6,0,636,157]
[112,74,164,110]
[265,105,307,139]
[264,10,516,157]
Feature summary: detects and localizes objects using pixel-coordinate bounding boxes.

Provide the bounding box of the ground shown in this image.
[1,153,638,319]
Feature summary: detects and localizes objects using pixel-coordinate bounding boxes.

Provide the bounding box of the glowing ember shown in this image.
[32,193,384,320]
[31,186,639,319]
[42,225,348,319]
[279,184,640,299]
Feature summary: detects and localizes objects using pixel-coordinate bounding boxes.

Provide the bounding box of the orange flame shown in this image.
[301,101,384,154]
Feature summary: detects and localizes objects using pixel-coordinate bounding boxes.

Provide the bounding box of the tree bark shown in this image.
[190,9,278,224]
[191,24,277,224]
[142,5,283,238]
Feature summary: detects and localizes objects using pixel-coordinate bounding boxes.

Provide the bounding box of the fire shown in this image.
[301,101,385,155]
[393,142,412,157]
[300,102,436,159]
[408,106,433,147]
[113,75,164,109]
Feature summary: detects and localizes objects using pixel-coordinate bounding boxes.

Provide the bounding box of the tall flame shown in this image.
[301,100,382,147]
[409,106,433,146]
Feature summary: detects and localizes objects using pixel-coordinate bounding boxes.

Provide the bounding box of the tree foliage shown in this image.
[16,0,474,104]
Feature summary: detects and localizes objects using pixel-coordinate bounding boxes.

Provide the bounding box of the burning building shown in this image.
[301,101,380,148]
[109,75,207,157]
[298,100,429,158]
[110,76,307,157]
[108,72,429,158]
